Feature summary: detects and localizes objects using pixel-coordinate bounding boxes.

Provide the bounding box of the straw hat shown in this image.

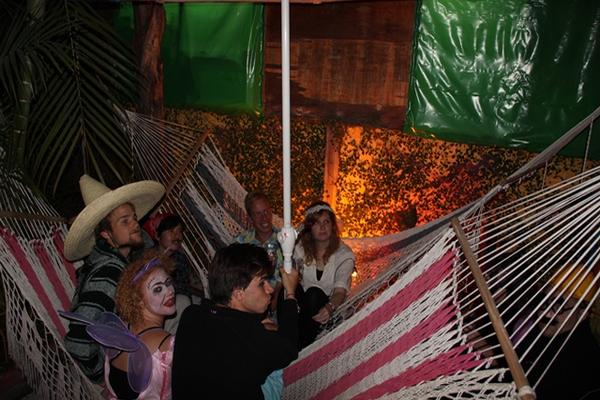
[64,175,165,261]
[550,264,597,303]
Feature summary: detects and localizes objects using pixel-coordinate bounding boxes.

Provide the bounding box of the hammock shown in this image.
[285,166,600,399]
[0,105,597,399]
[0,171,103,400]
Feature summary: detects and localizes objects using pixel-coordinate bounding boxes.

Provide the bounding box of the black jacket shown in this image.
[172,299,299,399]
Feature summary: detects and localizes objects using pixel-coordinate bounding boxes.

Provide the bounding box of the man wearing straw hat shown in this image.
[63,175,164,382]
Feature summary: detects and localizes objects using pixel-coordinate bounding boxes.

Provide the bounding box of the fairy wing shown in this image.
[60,309,153,393]
[86,324,140,352]
[94,312,133,358]
[97,311,128,330]
[59,310,127,331]
[58,310,95,326]
[128,340,153,393]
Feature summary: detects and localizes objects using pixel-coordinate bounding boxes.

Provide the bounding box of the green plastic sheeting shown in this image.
[114,3,263,114]
[406,0,600,157]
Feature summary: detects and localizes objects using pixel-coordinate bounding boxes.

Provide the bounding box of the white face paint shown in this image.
[142,268,176,317]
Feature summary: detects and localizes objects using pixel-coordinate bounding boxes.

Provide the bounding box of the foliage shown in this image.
[336,126,599,237]
[166,109,326,225]
[167,109,599,237]
[0,0,139,194]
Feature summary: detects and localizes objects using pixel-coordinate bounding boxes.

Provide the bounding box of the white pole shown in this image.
[278,0,296,273]
[281,0,291,224]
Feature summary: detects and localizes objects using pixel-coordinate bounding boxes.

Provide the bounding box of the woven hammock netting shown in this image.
[0,171,101,399]
[0,106,599,399]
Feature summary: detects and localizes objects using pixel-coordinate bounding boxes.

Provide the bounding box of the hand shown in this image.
[261,317,279,331]
[312,306,331,324]
[280,265,299,296]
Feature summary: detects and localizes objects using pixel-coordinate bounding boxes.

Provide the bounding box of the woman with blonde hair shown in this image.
[294,201,355,347]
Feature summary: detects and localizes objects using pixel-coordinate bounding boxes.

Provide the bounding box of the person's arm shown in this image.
[328,287,347,312]
[312,256,354,324]
[262,298,299,372]
[312,287,347,324]
[65,263,121,382]
[269,282,282,316]
[277,266,300,347]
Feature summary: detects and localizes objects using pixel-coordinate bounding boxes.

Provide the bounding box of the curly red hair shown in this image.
[115,249,175,326]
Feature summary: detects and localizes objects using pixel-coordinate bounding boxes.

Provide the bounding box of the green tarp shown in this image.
[114,3,263,114]
[406,0,600,157]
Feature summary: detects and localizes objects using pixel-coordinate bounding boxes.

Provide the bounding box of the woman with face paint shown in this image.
[107,250,177,400]
[142,212,204,335]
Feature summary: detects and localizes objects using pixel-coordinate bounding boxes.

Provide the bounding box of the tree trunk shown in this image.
[323,124,343,209]
[133,3,165,120]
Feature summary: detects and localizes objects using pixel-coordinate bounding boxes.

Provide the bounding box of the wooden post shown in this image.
[451,218,536,400]
[133,2,165,120]
[323,124,342,209]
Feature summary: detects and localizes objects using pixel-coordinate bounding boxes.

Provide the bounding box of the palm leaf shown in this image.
[0,4,69,103]
[6,0,143,194]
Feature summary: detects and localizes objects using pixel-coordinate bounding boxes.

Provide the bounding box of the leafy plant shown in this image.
[0,0,139,194]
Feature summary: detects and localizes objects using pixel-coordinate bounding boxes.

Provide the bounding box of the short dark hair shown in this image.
[244,191,270,216]
[157,214,184,237]
[209,243,273,304]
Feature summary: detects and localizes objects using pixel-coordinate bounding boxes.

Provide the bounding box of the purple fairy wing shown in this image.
[103,346,120,361]
[58,310,95,326]
[97,311,128,331]
[127,341,153,393]
[86,324,140,352]
[97,313,128,360]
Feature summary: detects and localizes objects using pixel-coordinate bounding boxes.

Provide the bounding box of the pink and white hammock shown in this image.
[0,173,102,399]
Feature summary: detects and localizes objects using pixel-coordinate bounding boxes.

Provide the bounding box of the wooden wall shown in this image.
[264,0,416,130]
